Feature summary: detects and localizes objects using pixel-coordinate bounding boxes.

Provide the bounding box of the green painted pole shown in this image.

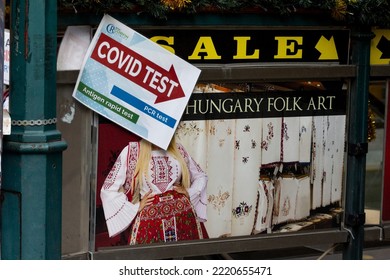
[342,26,374,260]
[0,0,67,259]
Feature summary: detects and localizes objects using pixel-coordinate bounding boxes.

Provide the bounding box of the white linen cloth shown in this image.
[330,115,346,204]
[254,179,274,233]
[299,116,313,163]
[295,176,311,220]
[272,177,299,225]
[261,118,282,166]
[281,117,300,163]
[205,119,235,238]
[175,120,208,171]
[231,118,262,236]
[311,116,325,209]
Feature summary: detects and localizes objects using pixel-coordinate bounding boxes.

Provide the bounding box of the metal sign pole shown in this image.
[343,27,374,260]
[1,0,67,259]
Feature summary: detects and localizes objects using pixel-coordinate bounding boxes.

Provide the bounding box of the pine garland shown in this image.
[58,0,390,26]
[58,0,390,27]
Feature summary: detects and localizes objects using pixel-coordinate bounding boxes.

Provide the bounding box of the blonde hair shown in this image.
[132,138,190,201]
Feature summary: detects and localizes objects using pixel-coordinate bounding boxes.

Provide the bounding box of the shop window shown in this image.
[94,80,348,248]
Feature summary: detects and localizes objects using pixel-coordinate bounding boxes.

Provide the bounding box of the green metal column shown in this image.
[342,26,374,260]
[0,0,67,259]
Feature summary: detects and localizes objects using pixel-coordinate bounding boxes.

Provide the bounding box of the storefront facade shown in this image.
[57,12,384,260]
[1,1,390,260]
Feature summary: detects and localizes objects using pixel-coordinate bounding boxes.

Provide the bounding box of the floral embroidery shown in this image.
[261,122,274,151]
[251,139,257,149]
[235,140,240,150]
[232,201,252,218]
[282,122,289,141]
[243,125,251,132]
[209,125,216,135]
[176,121,203,141]
[280,120,290,162]
[208,189,230,214]
[281,197,291,217]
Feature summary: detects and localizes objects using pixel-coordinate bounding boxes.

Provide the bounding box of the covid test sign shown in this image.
[73,15,201,149]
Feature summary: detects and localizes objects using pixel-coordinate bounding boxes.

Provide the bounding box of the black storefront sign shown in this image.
[138,29,350,64]
[182,90,347,121]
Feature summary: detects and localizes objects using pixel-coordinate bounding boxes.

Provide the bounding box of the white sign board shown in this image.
[73,15,201,149]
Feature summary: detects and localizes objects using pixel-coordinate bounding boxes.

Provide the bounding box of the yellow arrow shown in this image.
[315,36,339,60]
[370,28,390,65]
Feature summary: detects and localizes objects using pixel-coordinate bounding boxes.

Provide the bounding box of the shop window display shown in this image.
[95,80,347,247]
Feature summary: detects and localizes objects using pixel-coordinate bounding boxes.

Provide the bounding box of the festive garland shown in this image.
[58,0,390,26]
[368,102,377,142]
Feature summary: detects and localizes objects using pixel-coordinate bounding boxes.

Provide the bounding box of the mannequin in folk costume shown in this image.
[100,137,208,244]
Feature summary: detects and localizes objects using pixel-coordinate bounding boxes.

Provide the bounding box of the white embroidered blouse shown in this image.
[100,142,208,237]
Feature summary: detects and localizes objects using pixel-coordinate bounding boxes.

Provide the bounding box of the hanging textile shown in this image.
[264,180,274,232]
[322,116,333,206]
[254,180,268,233]
[205,119,235,238]
[331,115,346,204]
[281,117,300,163]
[274,176,299,225]
[261,118,282,166]
[311,116,325,209]
[175,120,208,171]
[272,178,281,225]
[231,118,262,236]
[254,179,274,233]
[295,175,311,220]
[299,116,313,163]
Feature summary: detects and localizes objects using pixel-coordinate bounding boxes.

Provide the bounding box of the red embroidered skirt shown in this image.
[129,190,203,244]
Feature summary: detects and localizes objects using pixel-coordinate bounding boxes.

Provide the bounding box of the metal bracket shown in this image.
[347,142,368,157]
[345,213,366,227]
